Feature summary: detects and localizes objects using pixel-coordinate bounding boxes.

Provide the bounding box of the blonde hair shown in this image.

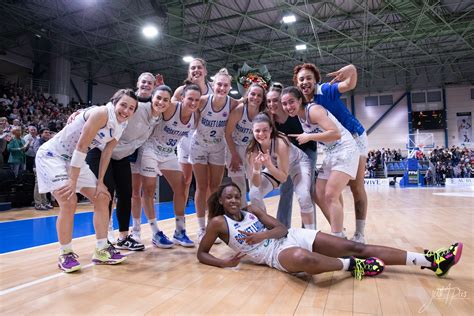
[137,72,155,85]
[213,68,232,82]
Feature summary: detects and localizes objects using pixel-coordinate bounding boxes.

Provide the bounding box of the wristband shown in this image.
[70,149,87,168]
[253,169,261,175]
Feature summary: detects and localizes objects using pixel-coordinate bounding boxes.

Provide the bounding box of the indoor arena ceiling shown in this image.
[1,0,473,94]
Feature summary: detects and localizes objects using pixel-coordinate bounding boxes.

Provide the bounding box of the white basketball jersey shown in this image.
[194,95,230,145]
[146,102,196,157]
[224,211,277,265]
[299,103,353,151]
[41,103,126,160]
[232,104,253,146]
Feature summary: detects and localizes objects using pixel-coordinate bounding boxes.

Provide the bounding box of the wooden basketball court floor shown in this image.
[0,186,472,315]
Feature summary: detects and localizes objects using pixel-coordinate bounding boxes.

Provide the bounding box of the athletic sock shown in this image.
[60,243,73,254]
[197,216,206,231]
[132,217,141,232]
[96,238,108,250]
[176,216,186,232]
[406,251,431,267]
[355,220,366,235]
[304,223,315,230]
[338,258,351,271]
[332,231,346,238]
[149,218,159,235]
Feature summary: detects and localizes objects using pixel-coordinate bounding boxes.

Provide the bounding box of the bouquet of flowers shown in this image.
[236,63,272,95]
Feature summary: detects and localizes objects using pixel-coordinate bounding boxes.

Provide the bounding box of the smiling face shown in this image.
[247,85,264,109]
[266,90,281,115]
[151,90,171,114]
[280,92,303,117]
[296,68,317,99]
[136,74,155,99]
[182,89,201,112]
[252,121,271,144]
[213,74,231,97]
[219,185,242,217]
[114,95,137,123]
[188,60,207,82]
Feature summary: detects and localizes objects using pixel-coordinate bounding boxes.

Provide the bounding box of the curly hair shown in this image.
[292,63,321,86]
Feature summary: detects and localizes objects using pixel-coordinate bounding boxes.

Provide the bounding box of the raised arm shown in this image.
[327,64,357,93]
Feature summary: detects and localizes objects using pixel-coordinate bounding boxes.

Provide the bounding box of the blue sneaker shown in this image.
[173,230,195,248]
[152,231,174,249]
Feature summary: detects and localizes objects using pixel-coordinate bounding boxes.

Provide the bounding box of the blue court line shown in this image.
[0,190,280,254]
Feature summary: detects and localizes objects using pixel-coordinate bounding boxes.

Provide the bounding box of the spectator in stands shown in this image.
[0,117,11,167]
[7,126,28,177]
[23,125,38,172]
[32,128,52,210]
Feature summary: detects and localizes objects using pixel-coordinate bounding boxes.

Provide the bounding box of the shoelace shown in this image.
[61,252,79,265]
[424,246,452,265]
[353,260,364,280]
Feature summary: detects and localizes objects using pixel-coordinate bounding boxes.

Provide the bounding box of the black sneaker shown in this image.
[115,235,145,251]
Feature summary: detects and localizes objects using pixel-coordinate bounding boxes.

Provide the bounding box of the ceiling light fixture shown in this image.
[295,44,307,50]
[282,14,296,24]
[142,25,158,38]
[183,56,194,63]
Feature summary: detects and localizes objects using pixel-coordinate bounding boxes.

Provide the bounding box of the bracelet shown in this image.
[70,149,87,168]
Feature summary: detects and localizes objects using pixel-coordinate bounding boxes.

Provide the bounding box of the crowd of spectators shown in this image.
[365,148,404,178]
[424,146,473,184]
[0,82,87,209]
[364,145,473,183]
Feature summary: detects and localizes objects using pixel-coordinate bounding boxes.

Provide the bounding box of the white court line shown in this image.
[0,246,152,296]
[432,192,474,198]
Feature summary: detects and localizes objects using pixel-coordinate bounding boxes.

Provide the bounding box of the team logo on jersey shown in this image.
[187,123,191,128]
[233,223,240,228]
[223,112,228,117]
[242,119,246,124]
[207,111,213,117]
[249,214,255,220]
[98,132,105,138]
[172,121,178,126]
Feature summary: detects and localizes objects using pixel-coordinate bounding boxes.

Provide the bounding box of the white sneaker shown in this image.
[351,232,366,244]
[197,230,206,243]
[107,230,117,244]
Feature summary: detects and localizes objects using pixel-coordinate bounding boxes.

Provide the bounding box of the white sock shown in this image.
[132,217,141,232]
[355,220,366,235]
[406,251,431,267]
[197,216,206,231]
[338,258,351,271]
[176,216,185,232]
[60,243,72,254]
[149,218,159,235]
[96,238,108,250]
[304,223,315,230]
[332,231,346,238]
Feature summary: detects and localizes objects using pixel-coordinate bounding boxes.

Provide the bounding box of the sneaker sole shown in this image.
[92,258,127,265]
[115,245,145,251]
[173,238,195,248]
[58,264,81,273]
[152,240,174,249]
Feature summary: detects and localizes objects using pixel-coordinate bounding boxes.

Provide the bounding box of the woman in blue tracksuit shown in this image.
[293,63,368,243]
